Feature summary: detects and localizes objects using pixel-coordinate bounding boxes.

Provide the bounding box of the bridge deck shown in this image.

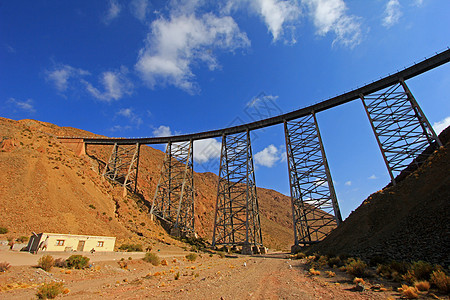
[61,49,450,145]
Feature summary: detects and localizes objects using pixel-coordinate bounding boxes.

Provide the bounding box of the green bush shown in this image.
[0,227,7,234]
[38,255,54,272]
[66,255,90,269]
[143,253,160,266]
[327,256,342,268]
[36,282,64,299]
[16,236,29,243]
[345,258,368,277]
[430,270,450,294]
[410,261,435,281]
[185,253,198,262]
[118,243,143,252]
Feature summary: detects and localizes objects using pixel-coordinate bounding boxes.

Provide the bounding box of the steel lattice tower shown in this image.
[151,141,195,236]
[284,114,342,250]
[212,131,263,254]
[361,80,442,184]
[102,143,140,195]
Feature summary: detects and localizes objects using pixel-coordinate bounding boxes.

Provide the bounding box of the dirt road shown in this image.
[0,251,394,299]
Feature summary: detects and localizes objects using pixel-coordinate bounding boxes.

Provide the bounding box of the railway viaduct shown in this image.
[59,49,449,254]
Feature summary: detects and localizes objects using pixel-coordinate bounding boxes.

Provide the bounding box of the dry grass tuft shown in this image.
[0,262,11,272]
[414,281,430,291]
[325,271,336,277]
[430,270,450,294]
[400,285,419,299]
[38,255,54,272]
[353,277,365,285]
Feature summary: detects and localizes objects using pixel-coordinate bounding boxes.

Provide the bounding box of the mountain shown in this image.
[309,126,450,266]
[0,117,295,250]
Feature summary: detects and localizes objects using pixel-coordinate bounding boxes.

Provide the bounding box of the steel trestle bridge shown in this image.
[62,49,449,254]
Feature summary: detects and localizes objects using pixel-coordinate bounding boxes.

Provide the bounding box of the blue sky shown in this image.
[1,0,449,219]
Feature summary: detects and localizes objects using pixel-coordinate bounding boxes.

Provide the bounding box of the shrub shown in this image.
[118,244,143,252]
[400,285,419,299]
[185,253,197,262]
[410,261,434,281]
[325,271,336,278]
[327,256,342,268]
[430,270,450,294]
[16,236,29,243]
[292,252,306,259]
[218,251,226,258]
[309,268,320,276]
[88,204,96,209]
[345,258,368,277]
[36,282,64,299]
[0,261,11,272]
[66,255,90,269]
[174,272,180,280]
[353,277,365,285]
[414,281,430,292]
[118,261,128,269]
[0,227,8,234]
[38,255,54,272]
[143,253,160,266]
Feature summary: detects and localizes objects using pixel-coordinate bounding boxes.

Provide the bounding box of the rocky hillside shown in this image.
[309,127,450,266]
[0,117,295,250]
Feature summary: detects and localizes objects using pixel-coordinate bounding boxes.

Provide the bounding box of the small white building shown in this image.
[25,233,115,253]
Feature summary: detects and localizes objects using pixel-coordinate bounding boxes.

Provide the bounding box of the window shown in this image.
[56,240,65,246]
[97,241,104,247]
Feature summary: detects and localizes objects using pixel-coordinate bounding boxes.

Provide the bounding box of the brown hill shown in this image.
[309,127,450,266]
[0,117,295,250]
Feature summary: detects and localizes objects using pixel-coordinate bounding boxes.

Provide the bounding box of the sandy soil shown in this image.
[0,248,396,300]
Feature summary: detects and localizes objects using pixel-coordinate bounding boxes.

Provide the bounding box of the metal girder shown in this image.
[150,141,195,236]
[102,143,140,194]
[212,131,263,251]
[284,114,342,247]
[78,49,450,146]
[361,80,442,184]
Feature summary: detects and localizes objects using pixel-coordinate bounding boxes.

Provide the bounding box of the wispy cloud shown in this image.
[382,0,402,28]
[103,0,121,24]
[153,125,173,137]
[413,0,424,7]
[45,64,89,92]
[8,98,36,113]
[110,125,133,132]
[83,67,133,101]
[254,144,283,167]
[433,116,450,135]
[345,180,352,186]
[130,0,150,22]
[135,11,250,93]
[116,108,143,126]
[302,0,362,48]
[368,174,377,180]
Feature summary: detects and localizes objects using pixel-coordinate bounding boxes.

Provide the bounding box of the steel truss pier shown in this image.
[212,131,263,254]
[284,114,342,249]
[102,143,140,196]
[151,141,195,237]
[361,80,442,184]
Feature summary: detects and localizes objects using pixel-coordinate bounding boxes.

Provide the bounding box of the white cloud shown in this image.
[254,144,282,167]
[383,0,402,28]
[116,108,143,126]
[153,125,173,137]
[194,138,222,163]
[83,68,133,101]
[130,0,150,22]
[302,0,362,48]
[135,12,250,93]
[433,116,450,135]
[45,64,89,91]
[251,0,301,42]
[103,0,121,24]
[8,98,36,113]
[368,174,377,180]
[345,180,352,186]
